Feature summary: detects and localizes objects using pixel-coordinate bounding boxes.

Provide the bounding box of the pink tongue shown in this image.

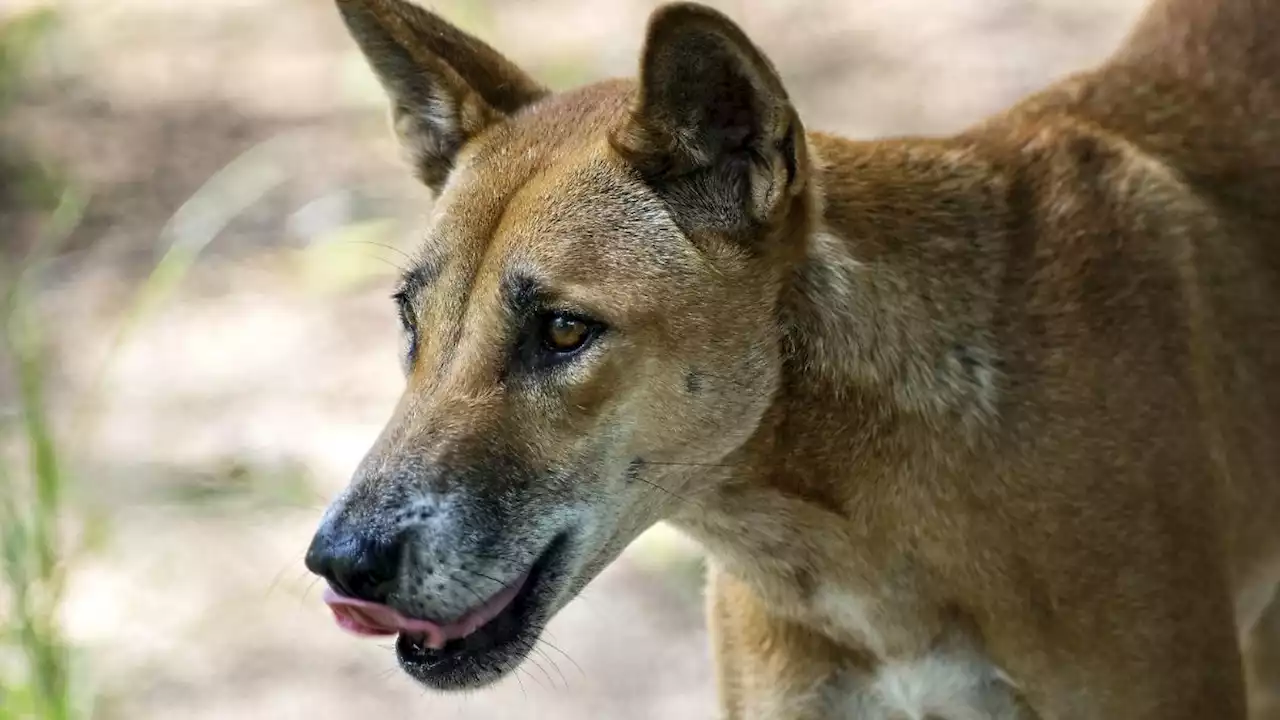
[321,576,527,650]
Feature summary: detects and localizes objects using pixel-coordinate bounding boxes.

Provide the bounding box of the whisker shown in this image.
[632,474,704,511]
[536,636,586,680]
[342,246,408,274]
[512,638,562,692]
[301,576,322,604]
[349,238,416,263]
[524,651,557,691]
[340,239,414,271]
[531,644,570,690]
[515,660,547,691]
[452,576,489,607]
[512,665,528,700]
[457,566,509,589]
[264,556,305,601]
[638,459,748,469]
[468,551,522,565]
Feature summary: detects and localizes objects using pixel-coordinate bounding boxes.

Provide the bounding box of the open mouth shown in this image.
[322,533,572,690]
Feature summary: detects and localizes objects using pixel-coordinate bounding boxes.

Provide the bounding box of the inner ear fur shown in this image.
[612,2,808,231]
[336,0,548,192]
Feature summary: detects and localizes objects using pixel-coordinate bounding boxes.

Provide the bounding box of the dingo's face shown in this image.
[306,0,808,689]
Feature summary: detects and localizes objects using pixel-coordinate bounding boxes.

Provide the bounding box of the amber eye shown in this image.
[542,313,593,353]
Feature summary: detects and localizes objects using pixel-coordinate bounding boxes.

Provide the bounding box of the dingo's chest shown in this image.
[810,586,1030,720]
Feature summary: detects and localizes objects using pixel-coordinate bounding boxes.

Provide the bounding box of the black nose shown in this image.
[304,518,402,604]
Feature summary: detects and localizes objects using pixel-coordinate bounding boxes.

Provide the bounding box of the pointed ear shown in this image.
[336,0,548,192]
[612,3,808,235]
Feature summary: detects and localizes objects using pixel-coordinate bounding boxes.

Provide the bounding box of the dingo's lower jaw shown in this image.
[395,532,574,690]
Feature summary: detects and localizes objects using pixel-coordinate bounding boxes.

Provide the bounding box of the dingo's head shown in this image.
[306,0,810,689]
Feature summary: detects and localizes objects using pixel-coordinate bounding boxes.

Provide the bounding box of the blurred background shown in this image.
[0,0,1151,718]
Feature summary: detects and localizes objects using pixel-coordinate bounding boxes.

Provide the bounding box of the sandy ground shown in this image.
[0,0,1156,717]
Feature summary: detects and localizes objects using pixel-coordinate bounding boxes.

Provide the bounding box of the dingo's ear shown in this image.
[613,3,807,236]
[336,0,548,192]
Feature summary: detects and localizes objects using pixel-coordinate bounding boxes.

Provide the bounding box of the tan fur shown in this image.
[313,0,1280,716]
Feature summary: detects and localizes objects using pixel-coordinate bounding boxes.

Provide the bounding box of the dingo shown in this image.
[306,0,1280,716]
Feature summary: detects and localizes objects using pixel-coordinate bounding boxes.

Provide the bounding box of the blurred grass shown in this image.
[1,192,88,720]
[74,133,288,429]
[1,7,295,715]
[1,6,331,710]
[0,8,87,719]
[0,7,63,220]
[158,457,315,511]
[0,8,56,108]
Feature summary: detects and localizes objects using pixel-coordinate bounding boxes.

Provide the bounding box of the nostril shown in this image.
[305,527,402,605]
[341,543,400,603]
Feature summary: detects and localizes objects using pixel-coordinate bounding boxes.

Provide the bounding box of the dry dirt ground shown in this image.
[0,0,1167,717]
